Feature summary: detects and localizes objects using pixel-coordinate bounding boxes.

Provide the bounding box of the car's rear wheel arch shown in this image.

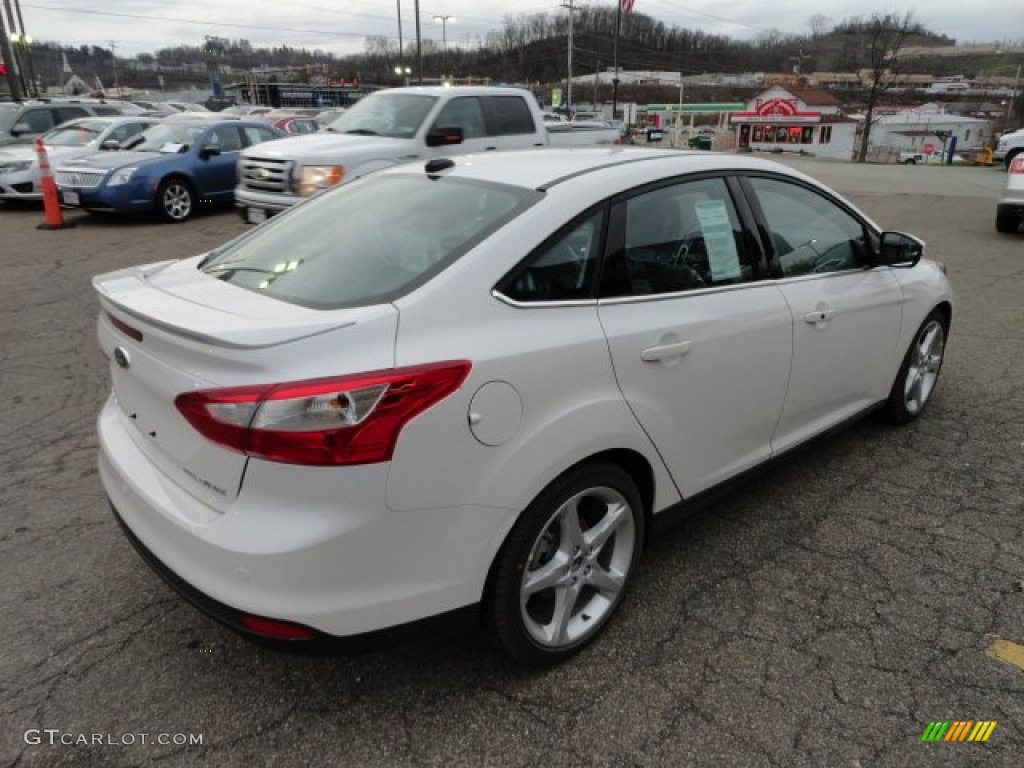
[481,452,652,664]
[482,448,654,603]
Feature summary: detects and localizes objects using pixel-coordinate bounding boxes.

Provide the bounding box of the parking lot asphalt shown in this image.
[2,160,1023,768]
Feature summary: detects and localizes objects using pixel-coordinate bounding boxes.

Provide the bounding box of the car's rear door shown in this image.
[596,176,793,497]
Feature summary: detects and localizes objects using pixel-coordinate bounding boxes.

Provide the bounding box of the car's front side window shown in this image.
[601,177,754,298]
[205,126,243,152]
[431,97,487,139]
[747,177,870,277]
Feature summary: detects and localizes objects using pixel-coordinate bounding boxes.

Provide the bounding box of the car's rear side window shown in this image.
[203,175,541,309]
[486,96,537,135]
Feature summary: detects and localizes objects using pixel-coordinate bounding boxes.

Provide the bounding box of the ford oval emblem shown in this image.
[114,346,131,369]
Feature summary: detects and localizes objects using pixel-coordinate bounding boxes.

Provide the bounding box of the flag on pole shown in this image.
[621,0,636,13]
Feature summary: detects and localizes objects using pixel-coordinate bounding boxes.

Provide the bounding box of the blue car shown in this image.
[54,119,285,222]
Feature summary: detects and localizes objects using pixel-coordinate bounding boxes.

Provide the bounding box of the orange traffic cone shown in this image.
[36,137,76,231]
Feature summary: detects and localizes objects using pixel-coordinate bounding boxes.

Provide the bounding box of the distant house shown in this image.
[867,106,993,153]
[729,85,857,160]
[44,74,91,96]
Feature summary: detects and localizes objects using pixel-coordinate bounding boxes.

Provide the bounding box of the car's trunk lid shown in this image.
[94,257,398,511]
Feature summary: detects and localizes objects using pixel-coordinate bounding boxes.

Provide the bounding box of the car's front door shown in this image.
[742,175,904,454]
[597,177,793,497]
[193,125,244,201]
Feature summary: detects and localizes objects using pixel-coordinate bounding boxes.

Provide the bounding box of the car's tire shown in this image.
[155,178,195,223]
[879,309,948,425]
[485,462,644,666]
[1005,150,1021,171]
[995,208,1019,234]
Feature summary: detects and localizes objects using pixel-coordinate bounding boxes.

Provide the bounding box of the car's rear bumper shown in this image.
[98,393,504,639]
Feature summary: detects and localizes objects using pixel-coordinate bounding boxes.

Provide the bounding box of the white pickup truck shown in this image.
[994,128,1024,170]
[235,86,623,221]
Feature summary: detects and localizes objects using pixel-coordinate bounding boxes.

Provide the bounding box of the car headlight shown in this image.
[0,161,32,176]
[295,165,344,196]
[107,167,138,187]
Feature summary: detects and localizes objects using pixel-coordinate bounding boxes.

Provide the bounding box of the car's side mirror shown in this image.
[878,231,923,267]
[199,146,222,159]
[11,122,31,137]
[425,125,464,147]
[101,139,121,151]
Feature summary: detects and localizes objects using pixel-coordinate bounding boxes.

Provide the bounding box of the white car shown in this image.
[0,116,158,202]
[94,148,953,664]
[996,153,1024,233]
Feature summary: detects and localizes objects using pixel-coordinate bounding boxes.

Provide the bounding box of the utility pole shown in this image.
[2,0,25,98]
[396,0,403,72]
[561,0,575,113]
[1008,64,1022,129]
[107,40,120,97]
[612,0,621,121]
[12,0,35,95]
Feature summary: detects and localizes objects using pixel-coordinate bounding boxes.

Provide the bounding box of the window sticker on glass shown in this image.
[695,200,741,282]
[159,142,185,153]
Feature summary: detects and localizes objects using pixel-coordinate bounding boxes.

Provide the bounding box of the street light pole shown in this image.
[414,0,422,84]
[433,15,453,78]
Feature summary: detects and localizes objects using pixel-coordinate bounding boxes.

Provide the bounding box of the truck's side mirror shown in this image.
[101,139,121,151]
[878,231,923,267]
[426,125,464,147]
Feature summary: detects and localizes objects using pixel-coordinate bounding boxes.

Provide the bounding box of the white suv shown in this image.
[0,100,131,148]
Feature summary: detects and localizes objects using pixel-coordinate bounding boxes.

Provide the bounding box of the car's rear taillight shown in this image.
[175,361,471,466]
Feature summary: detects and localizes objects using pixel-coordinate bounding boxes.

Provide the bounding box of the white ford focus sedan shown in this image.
[95,148,952,664]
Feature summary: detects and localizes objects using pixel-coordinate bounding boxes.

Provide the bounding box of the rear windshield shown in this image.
[202,174,541,309]
[45,121,112,146]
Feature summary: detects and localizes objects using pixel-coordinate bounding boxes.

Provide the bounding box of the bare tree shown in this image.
[807,14,832,39]
[856,12,916,163]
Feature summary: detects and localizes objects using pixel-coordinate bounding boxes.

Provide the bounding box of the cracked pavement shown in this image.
[1,162,1022,767]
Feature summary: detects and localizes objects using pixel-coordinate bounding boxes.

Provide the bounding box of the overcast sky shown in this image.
[14,0,1024,60]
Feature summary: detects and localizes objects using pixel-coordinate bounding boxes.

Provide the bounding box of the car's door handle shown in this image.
[641,340,692,362]
[804,308,835,324]
[485,146,498,151]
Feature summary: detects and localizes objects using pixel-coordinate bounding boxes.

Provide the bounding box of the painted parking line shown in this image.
[986,637,1024,673]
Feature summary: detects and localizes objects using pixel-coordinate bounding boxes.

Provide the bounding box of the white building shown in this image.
[866,107,993,155]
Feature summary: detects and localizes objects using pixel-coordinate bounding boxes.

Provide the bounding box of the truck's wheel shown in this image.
[1005,150,1021,171]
